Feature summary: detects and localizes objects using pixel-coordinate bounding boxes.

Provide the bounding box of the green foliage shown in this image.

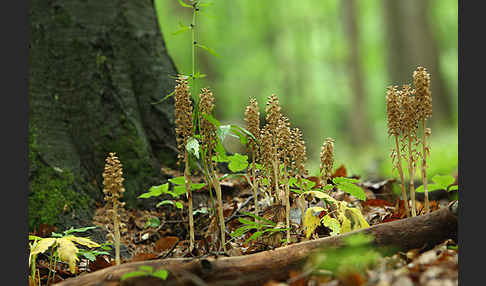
[332,177,366,201]
[415,174,457,193]
[144,217,161,229]
[138,181,205,210]
[311,233,382,276]
[230,212,289,243]
[121,266,169,281]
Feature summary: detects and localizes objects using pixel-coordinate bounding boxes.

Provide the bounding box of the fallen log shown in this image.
[55,203,457,286]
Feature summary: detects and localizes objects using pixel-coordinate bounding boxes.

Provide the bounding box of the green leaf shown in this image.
[217,125,232,143]
[172,21,191,35]
[322,184,334,191]
[169,176,186,185]
[138,183,169,199]
[228,153,248,172]
[186,137,200,159]
[337,182,366,201]
[145,217,161,228]
[121,271,148,281]
[241,211,276,226]
[173,185,187,196]
[193,72,207,79]
[203,113,221,128]
[177,0,192,8]
[238,218,258,225]
[246,231,264,242]
[432,175,455,188]
[195,43,220,57]
[152,269,169,280]
[415,183,441,193]
[333,177,360,184]
[230,225,256,237]
[175,202,183,209]
[80,251,96,261]
[193,207,209,215]
[190,182,207,190]
[448,185,458,191]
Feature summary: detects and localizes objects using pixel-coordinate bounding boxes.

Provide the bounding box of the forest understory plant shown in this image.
[386,66,434,217]
[102,152,126,265]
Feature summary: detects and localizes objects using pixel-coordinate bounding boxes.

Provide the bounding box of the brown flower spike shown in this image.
[320,138,335,186]
[386,86,411,217]
[245,97,261,220]
[102,152,126,265]
[413,66,433,213]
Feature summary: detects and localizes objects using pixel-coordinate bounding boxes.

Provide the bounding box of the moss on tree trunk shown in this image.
[29,0,179,231]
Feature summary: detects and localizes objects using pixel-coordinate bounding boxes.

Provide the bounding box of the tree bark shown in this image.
[29,0,179,231]
[342,0,371,146]
[54,205,457,286]
[382,0,454,126]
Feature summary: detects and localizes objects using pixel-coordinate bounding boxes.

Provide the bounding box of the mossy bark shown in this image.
[29,0,178,231]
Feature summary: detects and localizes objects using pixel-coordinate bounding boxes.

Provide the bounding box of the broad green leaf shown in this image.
[121,271,149,281]
[138,183,169,198]
[322,184,334,191]
[145,217,161,228]
[432,175,455,188]
[156,200,176,208]
[173,185,187,196]
[203,113,221,128]
[449,185,458,191]
[79,251,96,261]
[169,176,186,185]
[186,137,200,159]
[175,202,183,209]
[338,182,366,201]
[152,269,169,280]
[228,153,248,172]
[190,182,207,190]
[415,183,441,193]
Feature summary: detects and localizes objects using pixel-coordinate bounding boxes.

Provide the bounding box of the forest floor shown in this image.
[30,165,458,286]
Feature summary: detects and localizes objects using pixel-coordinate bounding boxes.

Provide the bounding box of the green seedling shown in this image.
[29,226,101,285]
[230,212,289,243]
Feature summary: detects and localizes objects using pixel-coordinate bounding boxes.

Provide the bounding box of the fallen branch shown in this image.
[55,203,457,286]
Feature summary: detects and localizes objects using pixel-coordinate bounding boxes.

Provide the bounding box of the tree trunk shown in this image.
[29,0,179,231]
[54,205,457,286]
[342,0,371,146]
[382,0,454,126]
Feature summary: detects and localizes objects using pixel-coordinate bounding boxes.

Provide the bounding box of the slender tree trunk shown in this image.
[342,0,371,146]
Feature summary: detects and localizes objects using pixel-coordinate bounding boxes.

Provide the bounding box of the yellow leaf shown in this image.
[306,191,337,203]
[303,207,325,239]
[57,238,79,273]
[30,238,56,256]
[66,236,100,248]
[345,208,370,230]
[341,215,352,233]
[321,215,341,236]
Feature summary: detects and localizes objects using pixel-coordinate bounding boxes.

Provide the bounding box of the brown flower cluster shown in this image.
[174,74,194,164]
[290,128,307,177]
[245,97,260,152]
[413,66,432,121]
[320,137,335,184]
[199,88,217,163]
[103,152,126,208]
[400,84,419,137]
[386,86,402,137]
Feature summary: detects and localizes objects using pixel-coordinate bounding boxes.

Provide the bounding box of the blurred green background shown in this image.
[154,0,457,180]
